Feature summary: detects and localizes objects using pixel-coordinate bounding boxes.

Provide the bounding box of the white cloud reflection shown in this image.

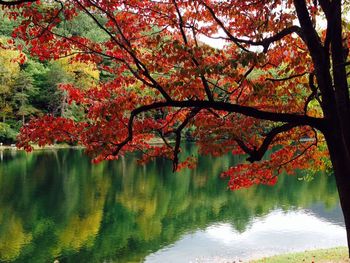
[145,209,346,263]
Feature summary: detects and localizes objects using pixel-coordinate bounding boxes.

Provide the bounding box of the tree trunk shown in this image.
[325,131,350,256]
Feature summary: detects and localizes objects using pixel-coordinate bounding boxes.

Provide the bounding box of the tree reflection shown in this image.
[0,148,340,262]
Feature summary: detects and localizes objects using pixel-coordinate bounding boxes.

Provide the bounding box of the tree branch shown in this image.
[111,99,326,158]
[235,123,297,163]
[266,72,308,82]
[77,0,173,101]
[0,0,34,6]
[201,1,303,53]
[172,108,200,171]
[293,0,335,119]
[235,64,256,103]
[277,131,317,172]
[173,0,214,101]
[304,72,321,113]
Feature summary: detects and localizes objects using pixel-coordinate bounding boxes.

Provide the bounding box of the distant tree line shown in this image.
[0,11,104,144]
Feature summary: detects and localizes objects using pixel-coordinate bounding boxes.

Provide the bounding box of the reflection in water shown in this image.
[146,210,346,263]
[0,148,345,262]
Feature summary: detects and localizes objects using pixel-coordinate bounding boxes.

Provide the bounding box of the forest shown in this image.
[0,12,103,144]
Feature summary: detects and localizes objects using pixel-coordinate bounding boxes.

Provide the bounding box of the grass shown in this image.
[252,247,349,263]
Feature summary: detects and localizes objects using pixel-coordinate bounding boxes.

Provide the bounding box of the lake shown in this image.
[0,148,346,262]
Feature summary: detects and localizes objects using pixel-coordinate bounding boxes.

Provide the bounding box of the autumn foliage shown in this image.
[3,0,347,191]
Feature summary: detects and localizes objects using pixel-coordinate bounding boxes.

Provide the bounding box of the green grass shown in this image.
[252,247,349,263]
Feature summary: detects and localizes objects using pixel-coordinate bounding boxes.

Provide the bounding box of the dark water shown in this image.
[0,148,346,262]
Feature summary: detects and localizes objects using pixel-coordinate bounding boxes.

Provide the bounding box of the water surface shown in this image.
[0,148,346,262]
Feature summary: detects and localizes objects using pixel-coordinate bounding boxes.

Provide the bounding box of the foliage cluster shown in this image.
[0,12,101,143]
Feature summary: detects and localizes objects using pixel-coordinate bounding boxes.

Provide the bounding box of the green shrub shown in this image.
[0,123,18,144]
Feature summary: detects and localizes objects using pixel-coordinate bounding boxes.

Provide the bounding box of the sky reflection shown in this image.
[145,208,346,263]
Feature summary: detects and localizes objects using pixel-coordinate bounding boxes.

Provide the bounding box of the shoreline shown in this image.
[251,247,348,262]
[0,138,177,151]
[0,144,84,151]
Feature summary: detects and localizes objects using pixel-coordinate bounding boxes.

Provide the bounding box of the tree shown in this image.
[12,71,39,124]
[4,0,350,254]
[0,40,21,123]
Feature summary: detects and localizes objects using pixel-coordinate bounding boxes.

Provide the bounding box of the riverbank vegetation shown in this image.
[253,247,348,263]
[0,12,102,144]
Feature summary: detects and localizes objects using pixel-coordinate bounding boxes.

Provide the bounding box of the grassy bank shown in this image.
[252,247,349,263]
